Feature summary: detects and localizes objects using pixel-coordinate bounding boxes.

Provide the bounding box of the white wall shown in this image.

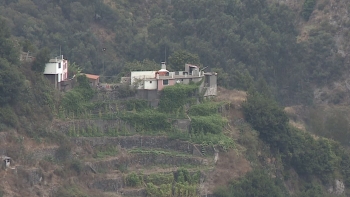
[44,62,58,74]
[131,71,156,88]
[44,60,63,75]
[144,79,157,90]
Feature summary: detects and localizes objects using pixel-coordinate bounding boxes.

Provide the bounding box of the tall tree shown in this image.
[168,50,200,71]
[31,47,50,72]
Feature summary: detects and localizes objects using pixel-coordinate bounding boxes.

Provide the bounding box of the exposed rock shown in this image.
[328,179,345,195]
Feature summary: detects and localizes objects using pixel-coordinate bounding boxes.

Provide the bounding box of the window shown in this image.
[163,80,169,85]
[150,81,152,83]
[58,63,61,68]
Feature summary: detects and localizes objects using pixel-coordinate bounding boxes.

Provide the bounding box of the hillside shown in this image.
[2,0,350,196]
[1,0,349,105]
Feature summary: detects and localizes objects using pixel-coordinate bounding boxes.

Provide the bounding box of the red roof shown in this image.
[85,74,100,80]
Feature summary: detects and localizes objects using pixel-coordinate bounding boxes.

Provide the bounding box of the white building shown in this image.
[43,55,68,89]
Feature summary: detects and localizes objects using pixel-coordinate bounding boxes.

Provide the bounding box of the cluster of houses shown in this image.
[43,56,217,105]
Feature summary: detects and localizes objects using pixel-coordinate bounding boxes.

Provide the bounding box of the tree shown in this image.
[0,58,24,105]
[0,17,19,64]
[214,170,286,197]
[168,50,200,71]
[242,89,290,151]
[32,47,50,72]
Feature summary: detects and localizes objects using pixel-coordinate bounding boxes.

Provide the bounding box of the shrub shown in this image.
[55,141,72,162]
[121,110,170,131]
[188,102,221,116]
[214,170,286,197]
[190,115,227,134]
[126,172,141,187]
[69,159,83,175]
[0,105,19,129]
[125,99,149,111]
[158,84,198,113]
[144,173,174,186]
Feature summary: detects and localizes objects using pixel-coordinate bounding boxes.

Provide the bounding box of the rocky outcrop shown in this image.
[328,179,345,196]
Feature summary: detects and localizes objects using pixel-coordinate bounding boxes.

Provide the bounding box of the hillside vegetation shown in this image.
[1,0,350,197]
[1,0,349,105]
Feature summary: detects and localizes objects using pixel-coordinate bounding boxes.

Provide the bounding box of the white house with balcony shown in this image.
[43,55,68,89]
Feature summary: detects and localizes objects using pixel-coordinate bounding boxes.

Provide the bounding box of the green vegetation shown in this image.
[124,99,149,111]
[120,110,171,132]
[31,47,50,72]
[242,90,290,151]
[188,102,222,116]
[123,169,200,196]
[0,17,55,135]
[144,173,175,186]
[168,50,200,71]
[242,89,344,184]
[126,172,142,187]
[94,145,119,158]
[1,0,350,196]
[61,74,94,116]
[190,115,227,134]
[214,170,287,197]
[0,0,345,106]
[129,148,191,157]
[158,83,198,113]
[169,131,235,151]
[54,184,91,197]
[144,168,199,197]
[302,0,317,20]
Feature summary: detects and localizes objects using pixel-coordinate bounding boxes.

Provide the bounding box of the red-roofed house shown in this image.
[84,74,100,87]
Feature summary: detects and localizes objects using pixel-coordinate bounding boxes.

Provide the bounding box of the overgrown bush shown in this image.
[55,141,72,162]
[126,172,142,187]
[69,159,83,175]
[121,110,170,131]
[214,170,287,197]
[175,168,200,184]
[125,99,149,111]
[0,104,19,129]
[116,84,136,98]
[190,115,227,134]
[158,84,198,113]
[188,102,222,116]
[144,173,174,186]
[61,74,94,116]
[242,90,290,151]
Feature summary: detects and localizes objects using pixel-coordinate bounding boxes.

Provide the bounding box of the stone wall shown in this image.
[92,177,124,192]
[72,136,215,156]
[53,119,134,135]
[87,153,203,173]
